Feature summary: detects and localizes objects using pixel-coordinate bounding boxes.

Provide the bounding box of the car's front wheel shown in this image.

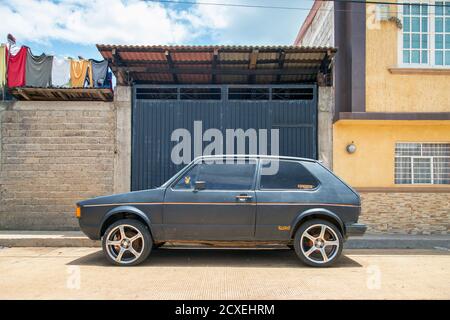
[102,219,152,266]
[293,219,343,267]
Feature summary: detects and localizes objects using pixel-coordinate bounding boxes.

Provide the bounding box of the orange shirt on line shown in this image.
[70,59,93,88]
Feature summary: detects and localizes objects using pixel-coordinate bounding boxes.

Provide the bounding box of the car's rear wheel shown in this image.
[102,219,152,266]
[293,219,343,267]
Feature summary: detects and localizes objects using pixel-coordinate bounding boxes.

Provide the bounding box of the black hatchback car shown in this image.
[77,155,366,267]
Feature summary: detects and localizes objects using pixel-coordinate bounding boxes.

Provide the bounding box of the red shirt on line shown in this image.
[6,46,27,87]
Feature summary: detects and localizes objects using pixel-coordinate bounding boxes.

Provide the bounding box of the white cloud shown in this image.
[0,0,307,45]
[190,0,308,45]
[0,0,195,45]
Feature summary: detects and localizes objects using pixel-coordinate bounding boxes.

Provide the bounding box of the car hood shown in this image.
[77,188,165,207]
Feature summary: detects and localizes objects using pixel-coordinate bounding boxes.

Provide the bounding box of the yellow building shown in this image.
[296,0,450,234]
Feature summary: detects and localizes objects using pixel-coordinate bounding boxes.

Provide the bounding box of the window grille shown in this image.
[272,87,314,100]
[179,88,221,100]
[228,88,270,100]
[135,88,177,100]
[395,143,450,184]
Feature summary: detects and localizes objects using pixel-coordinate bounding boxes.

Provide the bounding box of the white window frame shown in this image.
[395,142,450,185]
[397,0,450,68]
[411,156,433,184]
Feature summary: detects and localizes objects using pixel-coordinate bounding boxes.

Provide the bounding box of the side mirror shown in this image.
[194,181,206,191]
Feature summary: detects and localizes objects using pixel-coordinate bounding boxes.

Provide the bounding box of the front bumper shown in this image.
[78,216,101,240]
[345,223,367,237]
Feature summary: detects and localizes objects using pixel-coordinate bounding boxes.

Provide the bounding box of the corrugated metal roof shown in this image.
[98,44,334,50]
[97,44,336,85]
[219,51,250,61]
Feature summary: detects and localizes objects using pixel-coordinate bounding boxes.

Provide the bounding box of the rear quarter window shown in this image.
[259,160,319,190]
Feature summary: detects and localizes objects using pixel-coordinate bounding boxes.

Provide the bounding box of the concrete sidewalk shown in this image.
[0,231,449,249]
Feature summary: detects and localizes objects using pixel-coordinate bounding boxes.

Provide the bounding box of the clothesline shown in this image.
[0,43,112,90]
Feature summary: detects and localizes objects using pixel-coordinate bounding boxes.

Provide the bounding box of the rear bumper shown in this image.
[345,223,367,237]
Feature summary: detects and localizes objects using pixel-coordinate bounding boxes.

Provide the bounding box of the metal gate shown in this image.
[132,85,317,190]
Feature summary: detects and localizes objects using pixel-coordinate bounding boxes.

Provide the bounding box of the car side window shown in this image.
[259,160,319,190]
[172,164,200,190]
[173,160,257,190]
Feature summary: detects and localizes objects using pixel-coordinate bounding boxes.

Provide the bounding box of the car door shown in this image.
[255,159,320,240]
[163,158,258,241]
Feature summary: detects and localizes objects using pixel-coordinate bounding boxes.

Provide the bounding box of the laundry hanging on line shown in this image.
[6,45,28,88]
[25,49,53,87]
[0,45,6,88]
[1,41,111,89]
[7,42,21,56]
[51,57,71,87]
[90,59,109,88]
[70,59,93,88]
[103,70,113,89]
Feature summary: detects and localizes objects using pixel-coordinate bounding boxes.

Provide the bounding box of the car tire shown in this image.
[293,219,343,267]
[102,219,152,266]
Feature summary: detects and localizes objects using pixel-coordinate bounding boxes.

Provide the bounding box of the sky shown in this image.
[0,0,312,60]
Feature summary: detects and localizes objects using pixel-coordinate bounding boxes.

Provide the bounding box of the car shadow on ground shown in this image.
[67,247,362,268]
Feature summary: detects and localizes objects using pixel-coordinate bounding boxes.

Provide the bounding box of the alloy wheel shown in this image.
[105,224,145,265]
[300,224,340,264]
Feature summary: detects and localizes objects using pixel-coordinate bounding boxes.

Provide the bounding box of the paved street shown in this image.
[0,247,449,299]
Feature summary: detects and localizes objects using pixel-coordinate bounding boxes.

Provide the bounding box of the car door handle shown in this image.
[235,194,253,202]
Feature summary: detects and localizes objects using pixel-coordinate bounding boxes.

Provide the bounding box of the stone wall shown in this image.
[0,100,116,230]
[359,192,450,235]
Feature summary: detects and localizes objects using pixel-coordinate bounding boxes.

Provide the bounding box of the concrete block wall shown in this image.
[0,101,116,230]
[359,192,450,235]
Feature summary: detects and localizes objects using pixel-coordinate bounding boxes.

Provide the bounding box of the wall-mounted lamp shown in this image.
[346,142,357,154]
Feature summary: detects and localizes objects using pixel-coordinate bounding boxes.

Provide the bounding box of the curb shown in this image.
[0,238,100,248]
[345,235,450,250]
[0,231,100,248]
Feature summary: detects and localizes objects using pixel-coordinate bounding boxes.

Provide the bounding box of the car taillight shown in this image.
[75,206,81,218]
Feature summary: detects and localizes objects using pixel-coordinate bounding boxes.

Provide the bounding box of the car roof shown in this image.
[193,154,318,163]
